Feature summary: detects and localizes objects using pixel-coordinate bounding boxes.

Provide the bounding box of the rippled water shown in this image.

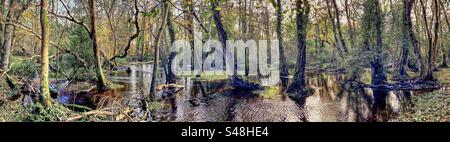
[106,63,411,122]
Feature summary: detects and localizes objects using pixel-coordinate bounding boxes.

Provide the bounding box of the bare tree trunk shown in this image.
[441,0,449,67]
[1,0,14,71]
[89,0,109,91]
[325,0,344,58]
[167,2,177,84]
[210,0,260,90]
[430,0,440,73]
[344,0,355,49]
[40,0,51,106]
[403,0,426,78]
[419,0,435,80]
[332,0,348,53]
[149,0,170,98]
[275,0,289,98]
[287,0,310,93]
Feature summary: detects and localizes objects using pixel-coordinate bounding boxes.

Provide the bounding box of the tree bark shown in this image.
[403,0,426,78]
[332,0,348,53]
[40,0,51,106]
[287,0,310,93]
[1,0,14,71]
[167,2,177,84]
[441,0,449,67]
[210,0,260,90]
[89,0,109,91]
[149,0,170,98]
[275,0,289,97]
[344,0,355,49]
[325,0,344,58]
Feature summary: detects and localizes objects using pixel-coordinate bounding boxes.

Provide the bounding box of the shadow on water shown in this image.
[55,63,428,122]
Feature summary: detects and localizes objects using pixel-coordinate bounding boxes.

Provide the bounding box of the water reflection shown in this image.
[107,63,411,122]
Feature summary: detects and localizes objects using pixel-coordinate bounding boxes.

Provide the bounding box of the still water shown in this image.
[105,63,410,122]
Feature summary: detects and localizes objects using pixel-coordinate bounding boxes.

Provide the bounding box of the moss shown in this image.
[435,68,450,84]
[393,90,450,122]
[259,87,280,99]
[0,101,76,122]
[146,101,165,112]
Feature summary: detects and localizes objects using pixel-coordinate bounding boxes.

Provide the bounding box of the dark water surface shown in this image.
[102,63,414,122]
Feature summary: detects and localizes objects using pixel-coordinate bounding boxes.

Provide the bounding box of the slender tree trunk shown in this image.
[89,0,109,91]
[287,0,310,93]
[210,0,260,90]
[149,0,169,98]
[167,2,177,84]
[419,0,435,80]
[441,0,449,67]
[275,0,289,98]
[400,0,413,77]
[40,0,51,106]
[325,0,344,58]
[404,0,426,77]
[430,0,440,72]
[211,0,236,77]
[332,0,348,53]
[344,0,355,49]
[1,0,14,71]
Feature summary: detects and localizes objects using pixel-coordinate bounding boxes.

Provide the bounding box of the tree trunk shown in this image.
[89,0,109,92]
[149,0,170,98]
[419,0,435,80]
[167,2,177,84]
[344,0,355,49]
[1,0,14,71]
[442,0,449,68]
[404,0,426,78]
[275,0,289,97]
[400,0,413,77]
[40,0,51,106]
[287,0,310,93]
[210,0,260,90]
[332,0,348,53]
[325,0,344,58]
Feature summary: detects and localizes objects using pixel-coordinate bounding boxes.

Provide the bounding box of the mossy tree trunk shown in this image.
[40,0,51,106]
[89,0,109,92]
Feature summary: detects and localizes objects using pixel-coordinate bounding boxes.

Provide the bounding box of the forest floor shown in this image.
[392,68,450,122]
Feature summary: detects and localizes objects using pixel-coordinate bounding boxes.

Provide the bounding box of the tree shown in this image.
[40,0,51,106]
[441,0,449,67]
[272,0,290,96]
[88,0,109,91]
[287,0,310,93]
[210,0,260,90]
[400,0,425,78]
[166,0,177,84]
[0,0,15,71]
[361,0,388,120]
[149,0,170,98]
[332,0,348,53]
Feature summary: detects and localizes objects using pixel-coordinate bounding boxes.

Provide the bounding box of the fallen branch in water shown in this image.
[345,80,441,91]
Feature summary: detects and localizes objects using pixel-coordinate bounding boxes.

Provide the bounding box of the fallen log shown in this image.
[345,80,442,91]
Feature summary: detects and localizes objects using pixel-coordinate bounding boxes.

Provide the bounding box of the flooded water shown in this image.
[105,63,413,122]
